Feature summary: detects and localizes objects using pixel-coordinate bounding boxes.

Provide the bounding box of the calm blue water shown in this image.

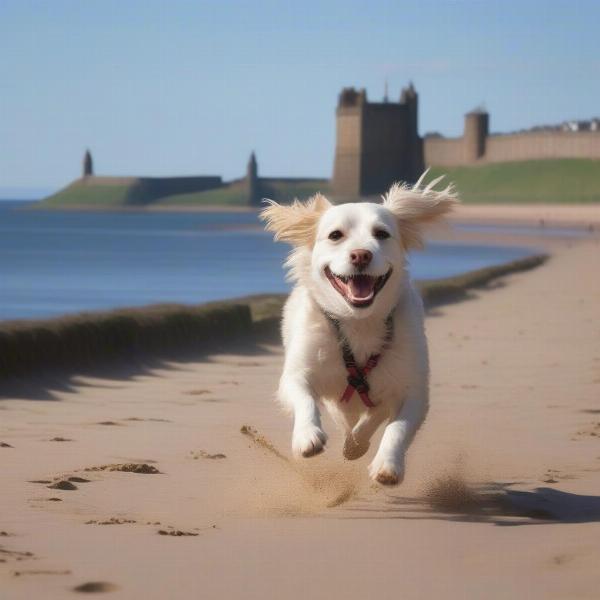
[0,201,535,321]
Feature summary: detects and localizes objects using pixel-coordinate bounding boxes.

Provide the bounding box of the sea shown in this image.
[0,201,540,321]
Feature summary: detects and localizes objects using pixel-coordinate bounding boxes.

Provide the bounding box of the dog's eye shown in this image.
[328,230,344,241]
[374,229,390,240]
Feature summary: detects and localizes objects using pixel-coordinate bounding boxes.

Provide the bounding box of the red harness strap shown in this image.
[340,353,380,407]
[324,311,393,410]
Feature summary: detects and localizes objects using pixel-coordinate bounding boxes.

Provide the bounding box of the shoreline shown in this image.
[19,199,600,227]
[0,254,547,380]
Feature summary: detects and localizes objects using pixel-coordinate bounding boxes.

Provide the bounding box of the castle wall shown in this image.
[424,131,600,167]
[423,137,466,166]
[485,131,600,162]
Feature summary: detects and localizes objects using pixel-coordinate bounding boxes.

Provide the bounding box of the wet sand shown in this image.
[1,215,600,599]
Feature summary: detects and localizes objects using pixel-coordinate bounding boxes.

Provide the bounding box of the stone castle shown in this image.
[68,84,600,206]
[332,83,600,197]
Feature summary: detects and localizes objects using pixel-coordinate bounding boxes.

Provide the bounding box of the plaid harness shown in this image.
[324,312,394,408]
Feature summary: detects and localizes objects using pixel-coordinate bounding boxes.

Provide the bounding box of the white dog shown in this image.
[260,174,457,485]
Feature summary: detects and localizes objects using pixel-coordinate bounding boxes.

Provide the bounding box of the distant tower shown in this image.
[464,108,489,162]
[246,151,260,206]
[83,149,93,177]
[383,79,389,103]
[332,88,368,197]
[332,83,423,198]
[400,83,418,143]
[400,82,424,178]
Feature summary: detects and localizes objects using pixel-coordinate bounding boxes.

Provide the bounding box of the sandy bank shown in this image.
[1,236,600,599]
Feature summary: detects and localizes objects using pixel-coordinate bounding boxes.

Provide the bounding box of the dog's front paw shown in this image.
[292,424,327,458]
[368,457,404,486]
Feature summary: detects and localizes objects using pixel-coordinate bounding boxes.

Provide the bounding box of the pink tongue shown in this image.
[349,276,375,299]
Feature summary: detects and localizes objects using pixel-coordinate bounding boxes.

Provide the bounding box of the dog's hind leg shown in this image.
[368,389,428,485]
[343,408,387,460]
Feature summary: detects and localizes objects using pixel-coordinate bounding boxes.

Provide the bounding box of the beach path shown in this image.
[1,239,600,599]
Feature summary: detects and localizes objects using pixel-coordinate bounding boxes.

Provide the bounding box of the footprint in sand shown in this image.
[14,569,71,577]
[48,437,73,442]
[157,524,217,536]
[574,422,600,439]
[157,529,198,537]
[184,389,212,396]
[84,463,160,474]
[73,581,119,593]
[95,421,124,427]
[1,442,13,448]
[42,476,92,491]
[189,450,226,460]
[0,546,35,563]
[47,480,78,491]
[85,518,136,525]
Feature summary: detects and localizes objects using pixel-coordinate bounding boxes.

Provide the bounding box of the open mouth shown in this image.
[324,267,392,308]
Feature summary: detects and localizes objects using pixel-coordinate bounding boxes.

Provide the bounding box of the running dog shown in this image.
[260,174,457,484]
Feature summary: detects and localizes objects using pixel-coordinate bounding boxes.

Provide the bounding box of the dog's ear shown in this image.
[382,171,459,251]
[260,193,332,246]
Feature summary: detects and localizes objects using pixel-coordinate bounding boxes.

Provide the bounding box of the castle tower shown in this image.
[83,149,93,177]
[332,88,367,197]
[332,84,423,197]
[400,82,418,141]
[400,82,424,178]
[246,151,260,206]
[463,109,489,162]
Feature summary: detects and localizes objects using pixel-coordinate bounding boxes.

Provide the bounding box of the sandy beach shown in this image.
[2,215,600,599]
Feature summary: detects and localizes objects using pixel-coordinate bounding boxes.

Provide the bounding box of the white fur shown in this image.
[260,176,457,485]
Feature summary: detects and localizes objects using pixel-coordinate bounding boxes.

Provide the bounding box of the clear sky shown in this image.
[1,0,599,197]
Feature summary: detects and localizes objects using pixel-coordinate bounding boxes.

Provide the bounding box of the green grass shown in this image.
[41,159,600,208]
[43,181,133,206]
[157,182,248,206]
[41,177,330,208]
[426,159,600,204]
[260,179,330,203]
[158,178,330,206]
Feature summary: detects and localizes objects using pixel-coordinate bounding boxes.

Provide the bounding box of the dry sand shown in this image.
[1,215,600,599]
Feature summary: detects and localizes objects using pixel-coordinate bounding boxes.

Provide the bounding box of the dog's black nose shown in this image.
[350,249,372,269]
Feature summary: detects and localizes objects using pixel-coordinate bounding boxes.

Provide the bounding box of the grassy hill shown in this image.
[39,159,600,208]
[41,177,330,208]
[43,178,136,207]
[157,178,330,206]
[427,159,600,204]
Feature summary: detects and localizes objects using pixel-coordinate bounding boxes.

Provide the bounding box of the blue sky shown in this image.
[1,0,599,197]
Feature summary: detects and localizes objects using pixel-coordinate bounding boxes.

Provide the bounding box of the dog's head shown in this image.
[260,174,458,319]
